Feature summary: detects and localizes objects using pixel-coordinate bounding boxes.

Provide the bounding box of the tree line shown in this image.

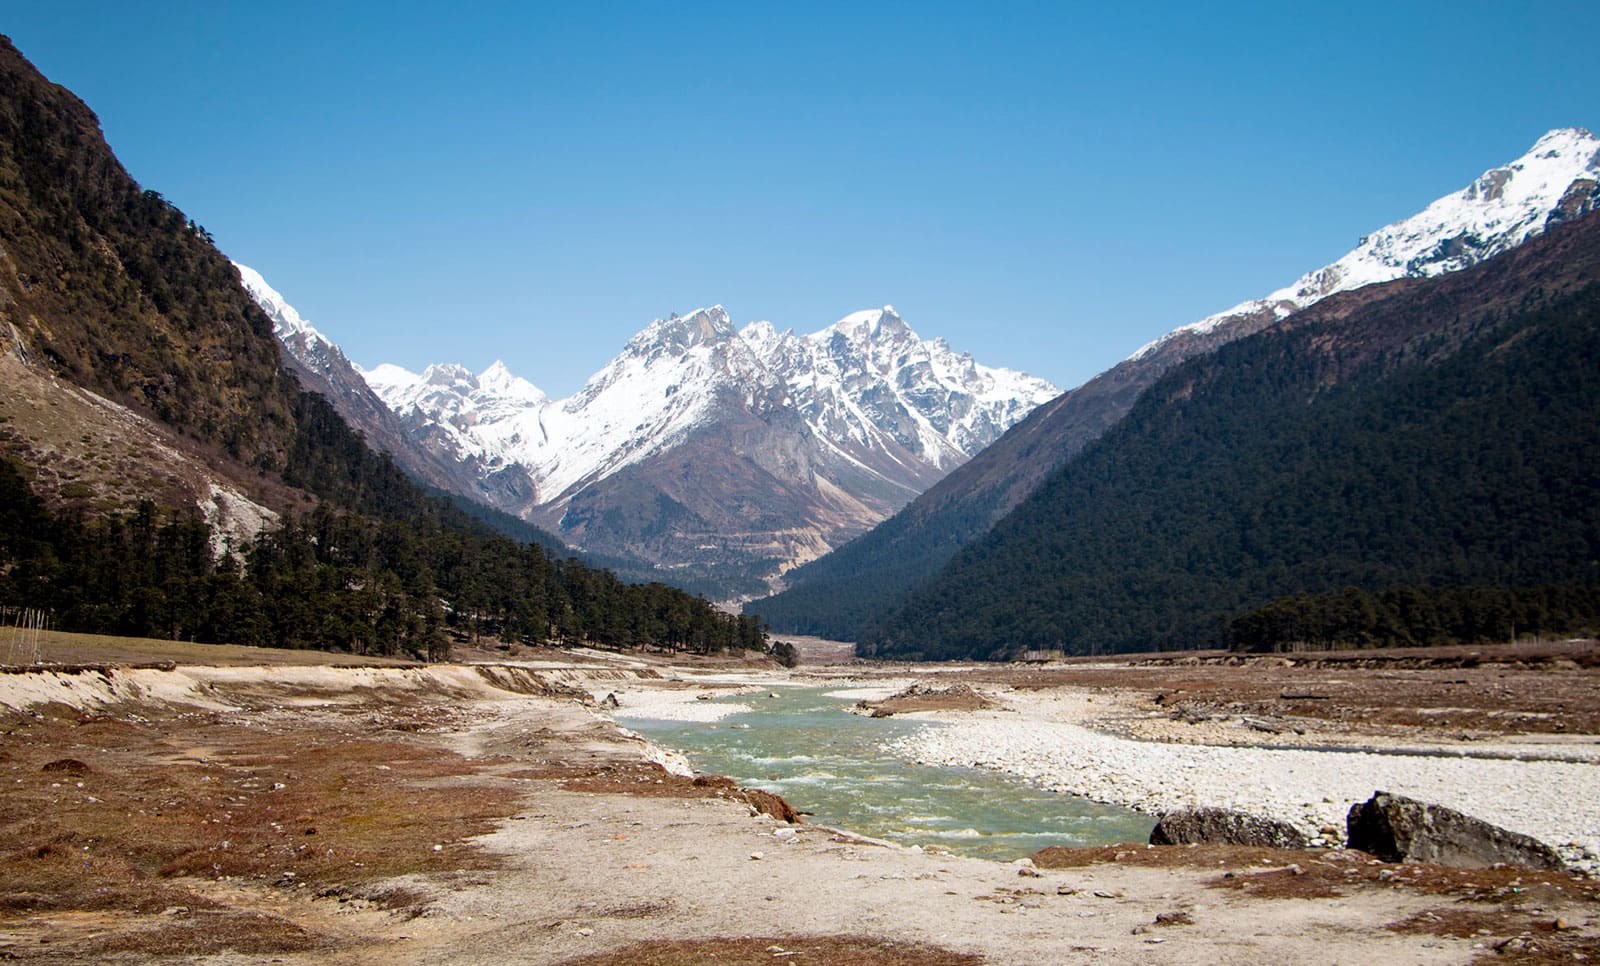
[0,457,767,661]
[1229,583,1600,652]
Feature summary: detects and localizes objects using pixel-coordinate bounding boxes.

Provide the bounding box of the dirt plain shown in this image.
[0,632,1596,964]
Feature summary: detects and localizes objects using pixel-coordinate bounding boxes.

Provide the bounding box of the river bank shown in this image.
[2,640,1598,962]
[879,686,1600,871]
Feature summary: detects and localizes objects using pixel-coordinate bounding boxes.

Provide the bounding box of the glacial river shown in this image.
[619,686,1153,861]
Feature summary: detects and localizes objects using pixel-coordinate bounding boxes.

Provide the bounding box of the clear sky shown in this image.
[5,2,1597,397]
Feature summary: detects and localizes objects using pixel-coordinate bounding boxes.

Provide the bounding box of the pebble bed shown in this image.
[886,712,1600,872]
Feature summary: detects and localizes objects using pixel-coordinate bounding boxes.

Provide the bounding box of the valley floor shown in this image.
[0,634,1597,963]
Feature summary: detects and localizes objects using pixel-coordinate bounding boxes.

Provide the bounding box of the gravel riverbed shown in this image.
[884,699,1600,872]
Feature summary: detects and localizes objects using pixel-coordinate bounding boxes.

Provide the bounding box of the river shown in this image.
[619,685,1152,861]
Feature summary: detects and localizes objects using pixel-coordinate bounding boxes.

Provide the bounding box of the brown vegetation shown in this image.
[512,761,802,823]
[950,640,1600,737]
[0,693,521,958]
[1387,908,1600,963]
[554,935,984,965]
[1033,843,1600,905]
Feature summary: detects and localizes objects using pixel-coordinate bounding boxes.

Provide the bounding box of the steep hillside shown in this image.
[756,128,1600,639]
[0,35,767,659]
[0,34,300,530]
[866,210,1600,659]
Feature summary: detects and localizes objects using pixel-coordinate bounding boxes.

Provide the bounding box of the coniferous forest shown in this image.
[1229,583,1600,653]
[0,454,766,661]
[864,212,1600,659]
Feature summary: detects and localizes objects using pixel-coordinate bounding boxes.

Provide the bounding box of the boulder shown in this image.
[1148,807,1308,849]
[1345,791,1563,870]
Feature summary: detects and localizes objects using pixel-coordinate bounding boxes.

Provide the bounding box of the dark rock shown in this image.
[1148,807,1308,849]
[1345,791,1564,870]
[40,758,91,775]
[735,787,803,824]
[600,692,620,709]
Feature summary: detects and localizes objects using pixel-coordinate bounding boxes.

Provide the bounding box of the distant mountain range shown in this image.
[756,127,1600,640]
[240,271,1057,597]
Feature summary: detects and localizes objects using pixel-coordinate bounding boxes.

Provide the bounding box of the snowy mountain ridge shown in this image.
[360,304,1058,511]
[1133,127,1600,359]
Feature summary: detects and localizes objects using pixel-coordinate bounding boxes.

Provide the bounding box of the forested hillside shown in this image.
[866,211,1600,659]
[0,36,294,466]
[755,131,1600,643]
[0,36,765,660]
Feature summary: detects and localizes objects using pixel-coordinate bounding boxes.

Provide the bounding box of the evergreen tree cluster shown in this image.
[0,456,765,660]
[1229,583,1600,652]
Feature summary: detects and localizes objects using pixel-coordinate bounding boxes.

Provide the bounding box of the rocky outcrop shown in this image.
[1345,791,1564,869]
[1148,808,1308,849]
[691,775,803,824]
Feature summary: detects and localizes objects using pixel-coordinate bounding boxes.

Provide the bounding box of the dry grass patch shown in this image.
[948,642,1600,737]
[1033,844,1600,907]
[0,697,524,957]
[1387,908,1600,963]
[555,935,983,965]
[1032,842,1310,871]
[89,910,325,956]
[1204,850,1600,904]
[1,626,419,667]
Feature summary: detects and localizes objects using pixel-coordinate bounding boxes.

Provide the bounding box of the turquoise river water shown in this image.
[619,686,1153,861]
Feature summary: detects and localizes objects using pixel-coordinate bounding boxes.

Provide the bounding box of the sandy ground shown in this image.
[2,644,1598,963]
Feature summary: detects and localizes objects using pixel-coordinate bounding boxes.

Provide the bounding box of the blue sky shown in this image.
[6,2,1597,396]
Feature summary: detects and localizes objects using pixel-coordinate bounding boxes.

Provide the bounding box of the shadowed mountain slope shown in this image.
[866,209,1600,659]
[755,129,1600,639]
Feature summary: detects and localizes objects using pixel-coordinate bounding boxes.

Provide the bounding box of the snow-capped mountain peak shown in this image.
[1132,127,1600,359]
[478,360,549,408]
[351,302,1057,529]
[831,305,906,338]
[239,261,1060,590]
[233,261,327,345]
[359,361,422,395]
[625,305,737,356]
[731,306,1059,474]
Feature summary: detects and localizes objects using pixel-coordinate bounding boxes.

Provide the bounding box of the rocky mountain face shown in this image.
[249,284,1057,596]
[756,127,1600,639]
